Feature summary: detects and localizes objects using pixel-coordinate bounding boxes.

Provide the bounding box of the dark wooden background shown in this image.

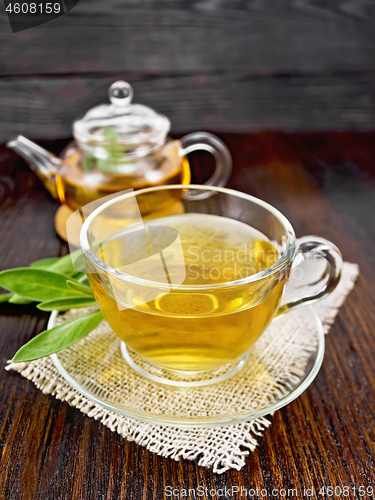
[1,0,375,143]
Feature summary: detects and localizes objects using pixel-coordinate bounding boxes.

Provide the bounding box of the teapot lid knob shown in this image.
[108,81,134,106]
[73,80,170,156]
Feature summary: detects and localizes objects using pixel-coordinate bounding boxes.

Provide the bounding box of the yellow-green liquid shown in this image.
[56,143,190,211]
[89,214,286,372]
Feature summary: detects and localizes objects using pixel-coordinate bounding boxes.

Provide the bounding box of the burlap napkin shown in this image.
[6,262,358,473]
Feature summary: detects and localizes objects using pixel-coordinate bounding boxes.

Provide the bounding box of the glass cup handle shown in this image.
[179,132,232,200]
[278,236,342,316]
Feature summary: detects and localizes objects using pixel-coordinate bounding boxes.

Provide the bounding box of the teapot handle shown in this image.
[179,132,232,200]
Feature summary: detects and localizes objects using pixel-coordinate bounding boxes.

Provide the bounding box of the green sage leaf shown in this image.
[0,293,13,303]
[37,296,97,311]
[12,309,103,363]
[0,268,84,302]
[83,150,96,172]
[66,280,93,296]
[8,293,33,304]
[48,249,84,276]
[30,257,60,269]
[103,126,119,141]
[71,272,86,281]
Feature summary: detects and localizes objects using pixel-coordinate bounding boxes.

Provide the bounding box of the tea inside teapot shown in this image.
[56,139,190,211]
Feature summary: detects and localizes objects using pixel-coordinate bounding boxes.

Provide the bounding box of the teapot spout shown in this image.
[7,135,61,198]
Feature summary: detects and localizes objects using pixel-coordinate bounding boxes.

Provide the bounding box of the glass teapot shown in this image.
[7,81,232,241]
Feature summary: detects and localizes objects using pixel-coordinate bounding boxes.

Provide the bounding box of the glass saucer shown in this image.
[50,306,324,428]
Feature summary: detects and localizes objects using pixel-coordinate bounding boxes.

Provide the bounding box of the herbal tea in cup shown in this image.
[80,185,342,385]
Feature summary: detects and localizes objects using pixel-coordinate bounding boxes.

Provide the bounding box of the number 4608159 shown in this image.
[5,3,61,14]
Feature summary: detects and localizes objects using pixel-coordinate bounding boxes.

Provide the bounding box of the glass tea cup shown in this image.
[80,185,342,386]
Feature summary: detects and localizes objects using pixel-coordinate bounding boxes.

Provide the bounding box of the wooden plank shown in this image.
[0,0,375,75]
[1,72,375,142]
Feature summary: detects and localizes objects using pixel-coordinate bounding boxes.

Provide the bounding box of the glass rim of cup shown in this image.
[80,184,296,291]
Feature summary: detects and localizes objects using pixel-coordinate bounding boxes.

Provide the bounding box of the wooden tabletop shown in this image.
[0,133,374,499]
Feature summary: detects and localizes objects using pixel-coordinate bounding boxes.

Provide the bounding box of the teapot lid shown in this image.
[72,81,171,157]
